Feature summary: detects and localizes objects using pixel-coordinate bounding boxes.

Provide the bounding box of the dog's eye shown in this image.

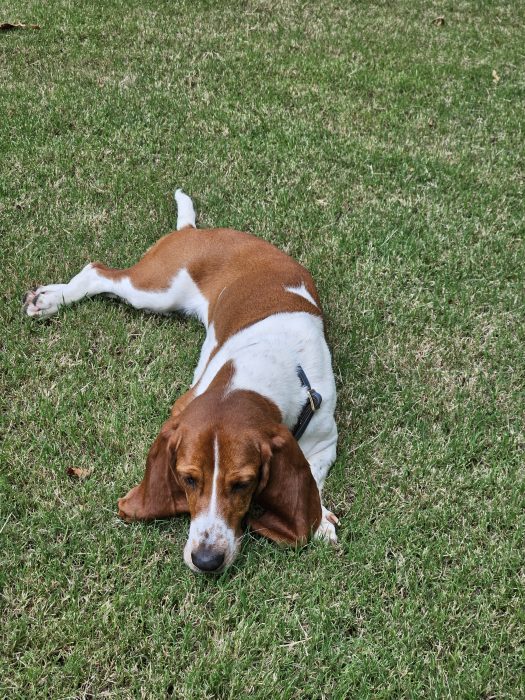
[184,476,197,489]
[231,481,250,493]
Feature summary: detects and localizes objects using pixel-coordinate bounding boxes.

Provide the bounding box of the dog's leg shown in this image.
[23,263,121,319]
[301,427,339,544]
[315,506,340,544]
[23,190,209,320]
[23,258,209,320]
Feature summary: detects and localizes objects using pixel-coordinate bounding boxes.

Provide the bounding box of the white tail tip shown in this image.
[174,188,196,230]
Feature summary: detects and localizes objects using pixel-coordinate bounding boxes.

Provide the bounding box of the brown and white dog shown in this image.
[24,190,338,573]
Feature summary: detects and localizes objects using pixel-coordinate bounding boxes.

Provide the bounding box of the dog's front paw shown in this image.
[23,284,67,318]
[315,506,339,544]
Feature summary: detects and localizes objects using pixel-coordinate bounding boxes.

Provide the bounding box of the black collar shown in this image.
[291,366,322,440]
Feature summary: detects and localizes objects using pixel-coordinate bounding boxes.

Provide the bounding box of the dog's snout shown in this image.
[191,546,225,572]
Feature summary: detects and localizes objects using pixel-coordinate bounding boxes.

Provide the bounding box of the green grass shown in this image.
[2,0,524,697]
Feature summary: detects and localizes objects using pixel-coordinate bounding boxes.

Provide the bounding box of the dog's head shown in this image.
[118,392,322,573]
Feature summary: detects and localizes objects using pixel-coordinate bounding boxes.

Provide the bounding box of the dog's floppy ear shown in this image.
[248,425,322,544]
[118,420,188,521]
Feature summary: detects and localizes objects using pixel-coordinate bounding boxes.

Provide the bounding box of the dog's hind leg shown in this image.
[23,190,210,321]
[23,263,122,319]
[23,258,208,321]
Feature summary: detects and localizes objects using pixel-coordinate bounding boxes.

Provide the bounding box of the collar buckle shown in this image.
[292,365,323,440]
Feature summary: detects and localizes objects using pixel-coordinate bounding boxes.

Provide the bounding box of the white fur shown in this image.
[24,264,108,317]
[315,506,339,543]
[192,323,217,384]
[210,435,220,517]
[285,283,318,307]
[108,269,208,322]
[175,188,196,230]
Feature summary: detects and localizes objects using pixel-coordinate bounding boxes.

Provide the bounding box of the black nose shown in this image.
[191,547,225,572]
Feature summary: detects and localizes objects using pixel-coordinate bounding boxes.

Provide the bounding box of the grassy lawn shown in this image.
[2,0,524,697]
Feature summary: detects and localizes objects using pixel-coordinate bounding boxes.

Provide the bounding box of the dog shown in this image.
[23,190,339,573]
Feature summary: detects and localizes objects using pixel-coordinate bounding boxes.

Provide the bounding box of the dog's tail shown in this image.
[174,189,196,230]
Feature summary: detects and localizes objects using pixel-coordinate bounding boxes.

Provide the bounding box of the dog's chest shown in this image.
[193,311,331,430]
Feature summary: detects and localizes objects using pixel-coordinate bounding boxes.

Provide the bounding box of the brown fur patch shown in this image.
[95,228,322,347]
